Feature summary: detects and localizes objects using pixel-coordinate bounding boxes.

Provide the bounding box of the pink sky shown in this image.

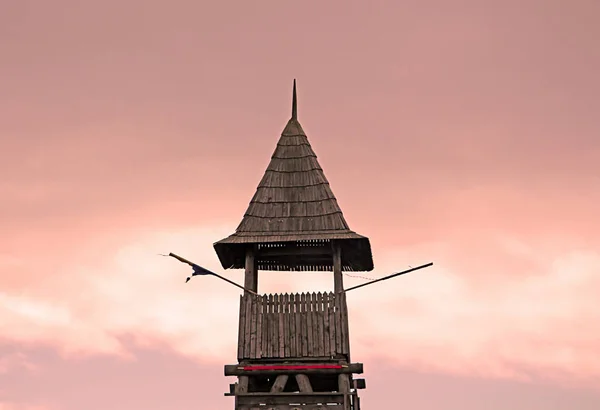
[1,1,599,409]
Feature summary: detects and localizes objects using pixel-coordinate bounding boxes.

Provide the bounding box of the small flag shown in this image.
[186,263,215,283]
[192,264,213,276]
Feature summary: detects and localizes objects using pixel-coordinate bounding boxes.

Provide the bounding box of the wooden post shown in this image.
[236,376,249,394]
[333,241,343,293]
[244,246,258,294]
[338,373,351,410]
[338,373,351,392]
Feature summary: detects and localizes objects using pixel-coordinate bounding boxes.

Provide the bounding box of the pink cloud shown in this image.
[1,223,598,388]
[1,341,599,410]
[0,405,50,410]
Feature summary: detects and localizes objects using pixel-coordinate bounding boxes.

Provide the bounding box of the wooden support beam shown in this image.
[270,375,289,393]
[258,246,332,257]
[332,241,343,293]
[338,374,351,410]
[295,374,313,393]
[229,392,354,406]
[338,373,351,392]
[236,375,249,394]
[224,363,363,376]
[244,246,258,294]
[353,378,366,389]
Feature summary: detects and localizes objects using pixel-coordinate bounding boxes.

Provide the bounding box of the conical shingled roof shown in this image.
[214,81,373,272]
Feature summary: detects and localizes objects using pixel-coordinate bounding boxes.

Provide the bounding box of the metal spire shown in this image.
[292,79,297,120]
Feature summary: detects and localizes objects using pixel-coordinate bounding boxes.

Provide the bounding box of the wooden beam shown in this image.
[230,392,354,406]
[244,246,258,294]
[295,374,313,393]
[270,375,289,393]
[338,374,351,410]
[333,241,343,293]
[353,378,366,389]
[236,376,249,394]
[338,374,351,392]
[258,246,332,257]
[224,363,363,376]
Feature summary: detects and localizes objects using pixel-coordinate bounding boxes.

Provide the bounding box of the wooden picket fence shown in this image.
[237,291,350,360]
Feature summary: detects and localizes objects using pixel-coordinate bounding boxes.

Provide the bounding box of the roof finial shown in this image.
[292,79,297,120]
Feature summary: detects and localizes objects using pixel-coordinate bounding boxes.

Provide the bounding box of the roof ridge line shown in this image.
[243,211,344,219]
[265,168,324,174]
[249,198,339,204]
[257,182,331,189]
[271,154,317,159]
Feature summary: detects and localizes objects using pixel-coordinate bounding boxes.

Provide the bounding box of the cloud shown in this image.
[1,223,598,388]
[2,341,599,410]
[350,243,600,384]
[0,405,50,410]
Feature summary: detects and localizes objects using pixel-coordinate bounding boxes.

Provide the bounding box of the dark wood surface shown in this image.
[237,292,350,361]
[224,363,363,376]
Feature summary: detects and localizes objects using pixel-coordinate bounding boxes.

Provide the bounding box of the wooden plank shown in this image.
[235,393,346,407]
[258,246,332,257]
[340,292,349,355]
[335,294,342,355]
[315,292,321,346]
[316,292,325,357]
[266,294,273,358]
[306,293,314,356]
[269,294,275,358]
[255,295,263,359]
[237,295,246,360]
[275,294,283,357]
[272,293,278,358]
[328,292,336,356]
[323,292,331,357]
[271,293,279,357]
[224,363,363,376]
[244,294,253,359]
[261,295,268,358]
[301,293,308,357]
[314,293,320,356]
[289,293,296,357]
[295,292,302,357]
[250,295,257,359]
[278,294,285,358]
[283,293,290,358]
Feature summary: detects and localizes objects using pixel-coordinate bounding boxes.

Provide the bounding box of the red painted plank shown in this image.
[242,365,343,371]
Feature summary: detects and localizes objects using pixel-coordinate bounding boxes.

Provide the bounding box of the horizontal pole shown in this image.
[344,262,433,293]
[224,362,363,376]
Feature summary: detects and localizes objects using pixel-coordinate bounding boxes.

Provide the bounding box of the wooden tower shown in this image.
[217,81,372,410]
